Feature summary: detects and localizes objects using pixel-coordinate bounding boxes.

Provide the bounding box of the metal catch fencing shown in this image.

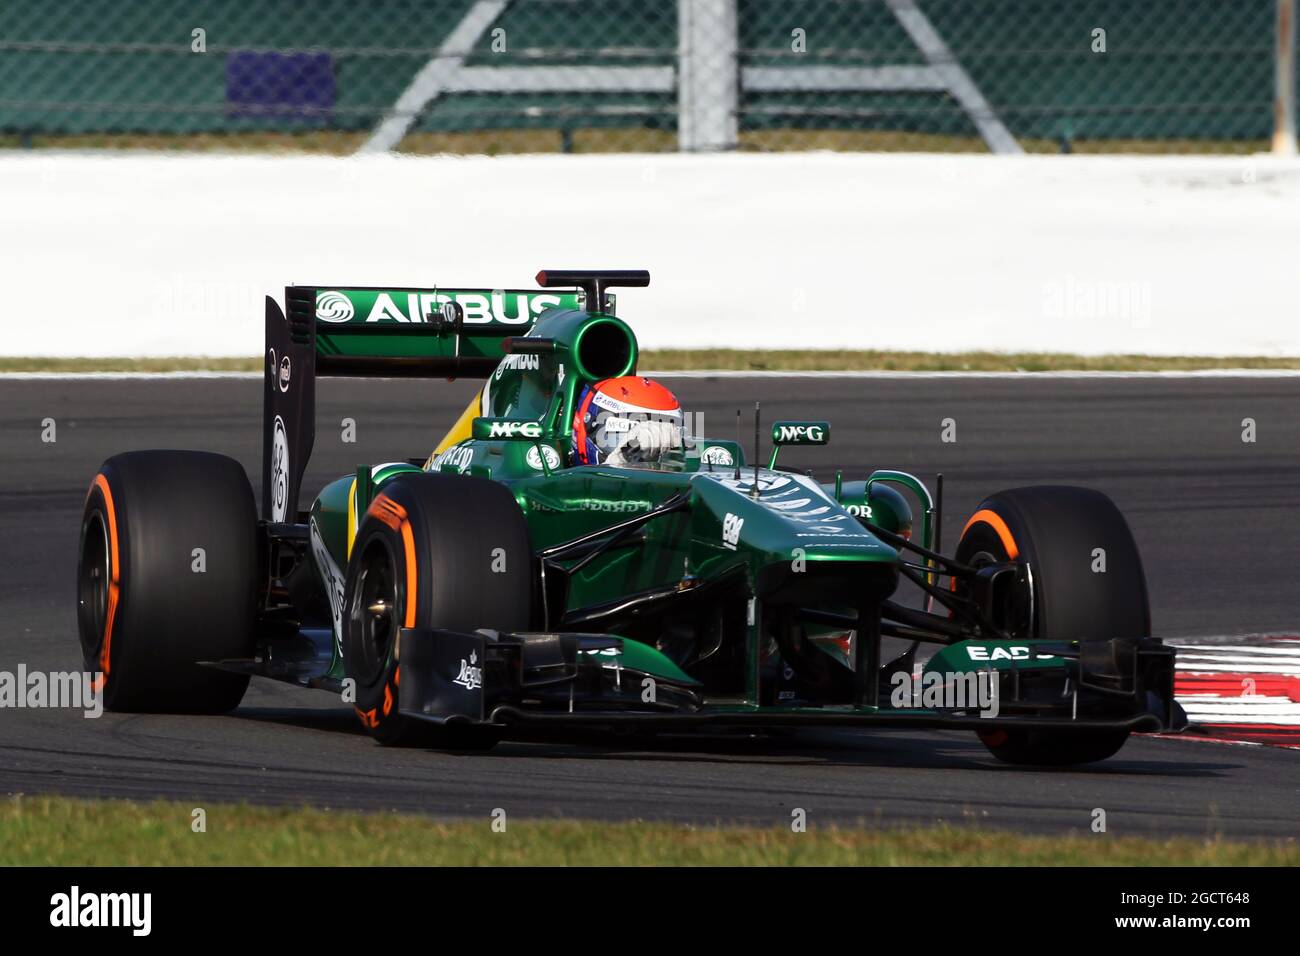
[0,0,1295,154]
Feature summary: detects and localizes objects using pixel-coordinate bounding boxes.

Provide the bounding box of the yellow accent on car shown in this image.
[346,477,357,559]
[428,386,486,466]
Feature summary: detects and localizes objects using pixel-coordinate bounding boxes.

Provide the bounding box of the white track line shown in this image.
[1180,666,1300,676]
[1169,633,1300,646]
[1153,734,1266,748]
[1177,647,1300,658]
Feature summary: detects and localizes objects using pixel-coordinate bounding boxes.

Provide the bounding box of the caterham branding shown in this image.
[766,497,829,515]
[703,471,794,495]
[452,651,482,690]
[700,473,864,537]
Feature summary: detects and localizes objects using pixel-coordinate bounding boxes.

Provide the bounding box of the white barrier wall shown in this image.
[3,151,1298,357]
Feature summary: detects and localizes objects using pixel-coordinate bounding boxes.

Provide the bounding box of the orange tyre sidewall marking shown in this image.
[960,509,1020,560]
[952,508,1020,621]
[960,512,1025,745]
[90,474,121,691]
[360,494,418,730]
[367,494,417,629]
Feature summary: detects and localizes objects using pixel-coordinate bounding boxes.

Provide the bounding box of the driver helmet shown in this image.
[572,376,683,466]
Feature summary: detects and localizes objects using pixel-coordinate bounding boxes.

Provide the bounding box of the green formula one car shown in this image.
[77,270,1186,764]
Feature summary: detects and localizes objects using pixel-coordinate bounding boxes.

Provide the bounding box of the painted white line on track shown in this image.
[1176,648,1300,658]
[1177,662,1300,674]
[1174,641,1300,650]
[1169,634,1300,646]
[1152,734,1265,748]
[1183,716,1300,722]
[1180,700,1300,708]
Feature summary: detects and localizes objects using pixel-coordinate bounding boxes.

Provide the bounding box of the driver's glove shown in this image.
[606,420,682,466]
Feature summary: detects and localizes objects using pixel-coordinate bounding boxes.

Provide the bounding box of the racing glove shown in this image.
[606,420,683,466]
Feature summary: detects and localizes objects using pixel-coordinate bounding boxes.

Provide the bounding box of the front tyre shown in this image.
[956,485,1149,766]
[77,451,256,713]
[343,473,532,748]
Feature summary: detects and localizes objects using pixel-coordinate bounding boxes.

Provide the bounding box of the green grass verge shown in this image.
[4,351,1300,374]
[0,796,1293,866]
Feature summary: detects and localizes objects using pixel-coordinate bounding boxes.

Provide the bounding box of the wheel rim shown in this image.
[78,511,110,657]
[349,538,400,685]
[955,530,1033,640]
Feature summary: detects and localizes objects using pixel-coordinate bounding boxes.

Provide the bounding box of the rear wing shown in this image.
[276,286,595,378]
[261,273,649,522]
[262,285,588,522]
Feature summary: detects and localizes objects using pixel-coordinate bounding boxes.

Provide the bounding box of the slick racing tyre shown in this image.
[343,473,532,749]
[955,485,1149,766]
[78,451,257,713]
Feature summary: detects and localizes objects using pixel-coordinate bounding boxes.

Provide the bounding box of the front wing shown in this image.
[395,628,1187,735]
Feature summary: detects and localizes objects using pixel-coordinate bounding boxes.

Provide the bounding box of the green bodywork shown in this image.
[301,296,1075,711]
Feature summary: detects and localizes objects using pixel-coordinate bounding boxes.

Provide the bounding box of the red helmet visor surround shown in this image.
[572,376,683,465]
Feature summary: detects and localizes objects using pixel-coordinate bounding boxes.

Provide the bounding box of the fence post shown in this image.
[677,0,739,151]
[1276,0,1297,155]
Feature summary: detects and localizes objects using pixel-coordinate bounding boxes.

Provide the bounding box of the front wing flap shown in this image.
[395,628,1185,734]
[396,627,703,725]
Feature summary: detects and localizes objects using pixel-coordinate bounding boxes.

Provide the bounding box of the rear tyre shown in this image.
[77,451,256,713]
[342,473,532,749]
[955,485,1149,766]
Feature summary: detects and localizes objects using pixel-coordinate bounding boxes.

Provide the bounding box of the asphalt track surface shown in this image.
[1,374,1297,838]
